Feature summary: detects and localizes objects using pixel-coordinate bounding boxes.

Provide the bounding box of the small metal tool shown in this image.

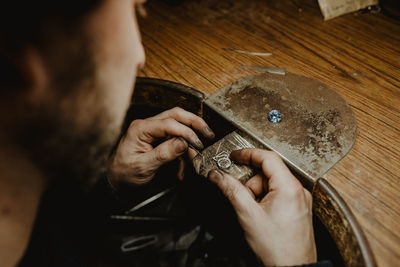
[110,215,176,222]
[124,187,175,215]
[121,235,158,252]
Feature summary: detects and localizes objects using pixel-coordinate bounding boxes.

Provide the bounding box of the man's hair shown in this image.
[1,1,116,193]
[0,1,102,89]
[0,1,101,44]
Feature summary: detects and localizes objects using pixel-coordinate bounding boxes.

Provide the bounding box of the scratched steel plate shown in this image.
[204,73,357,183]
[193,130,261,184]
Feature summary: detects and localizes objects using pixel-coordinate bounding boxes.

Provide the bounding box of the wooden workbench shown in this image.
[138,0,400,265]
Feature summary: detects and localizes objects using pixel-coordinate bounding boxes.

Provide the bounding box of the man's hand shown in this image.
[107,107,214,187]
[208,149,316,266]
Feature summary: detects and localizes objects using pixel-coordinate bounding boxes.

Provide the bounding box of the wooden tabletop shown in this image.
[138,0,400,265]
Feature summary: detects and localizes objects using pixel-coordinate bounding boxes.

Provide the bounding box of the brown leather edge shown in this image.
[313,178,376,267]
[134,77,205,115]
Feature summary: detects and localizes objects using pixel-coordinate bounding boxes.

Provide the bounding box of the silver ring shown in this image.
[217,158,232,169]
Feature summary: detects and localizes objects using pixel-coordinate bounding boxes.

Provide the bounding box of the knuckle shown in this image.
[219,175,238,202]
[155,148,170,162]
[304,189,312,199]
[161,118,175,129]
[129,119,144,128]
[249,148,264,159]
[223,185,238,202]
[251,148,262,153]
[285,184,305,199]
[170,107,184,118]
[172,106,184,113]
[196,116,206,124]
[267,150,281,161]
[127,119,145,136]
[142,170,155,179]
[245,147,257,153]
[304,189,313,204]
[189,132,198,140]
[247,147,258,155]
[134,165,154,179]
[164,117,175,125]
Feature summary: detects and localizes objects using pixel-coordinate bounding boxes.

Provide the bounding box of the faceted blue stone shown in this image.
[268,110,282,123]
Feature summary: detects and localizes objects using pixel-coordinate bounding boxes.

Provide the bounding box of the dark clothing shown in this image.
[18,177,333,267]
[302,260,333,267]
[18,177,116,267]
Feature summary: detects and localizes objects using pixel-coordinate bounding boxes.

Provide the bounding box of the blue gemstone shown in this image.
[268,110,282,123]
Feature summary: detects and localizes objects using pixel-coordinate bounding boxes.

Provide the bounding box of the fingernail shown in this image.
[192,138,204,150]
[208,169,223,181]
[174,138,188,153]
[203,126,215,138]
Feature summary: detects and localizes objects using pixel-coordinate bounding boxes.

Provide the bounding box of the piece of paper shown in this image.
[318,0,379,20]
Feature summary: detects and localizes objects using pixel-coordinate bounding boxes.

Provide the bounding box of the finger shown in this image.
[142,137,188,170]
[231,149,296,187]
[187,147,198,160]
[245,173,265,198]
[177,157,185,181]
[131,118,204,150]
[208,169,255,213]
[304,188,312,207]
[149,107,215,139]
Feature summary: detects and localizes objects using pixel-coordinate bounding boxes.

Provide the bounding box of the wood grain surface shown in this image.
[138,0,400,265]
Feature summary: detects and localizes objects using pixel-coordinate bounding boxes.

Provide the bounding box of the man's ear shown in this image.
[0,43,48,98]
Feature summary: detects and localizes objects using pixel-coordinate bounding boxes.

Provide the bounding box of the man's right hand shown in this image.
[208,149,317,266]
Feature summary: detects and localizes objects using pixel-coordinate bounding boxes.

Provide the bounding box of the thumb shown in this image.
[145,137,188,169]
[208,170,255,213]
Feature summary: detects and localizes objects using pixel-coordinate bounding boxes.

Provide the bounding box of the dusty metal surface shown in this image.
[204,73,357,183]
[192,130,262,184]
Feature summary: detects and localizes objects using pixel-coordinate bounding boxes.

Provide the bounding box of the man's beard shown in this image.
[16,34,125,194]
[18,97,121,194]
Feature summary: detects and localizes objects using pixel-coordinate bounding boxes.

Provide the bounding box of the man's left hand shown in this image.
[107,107,214,187]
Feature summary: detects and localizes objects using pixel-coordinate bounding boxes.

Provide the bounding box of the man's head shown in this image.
[0,0,145,190]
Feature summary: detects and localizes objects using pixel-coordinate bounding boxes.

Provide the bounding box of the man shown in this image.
[0,0,318,266]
